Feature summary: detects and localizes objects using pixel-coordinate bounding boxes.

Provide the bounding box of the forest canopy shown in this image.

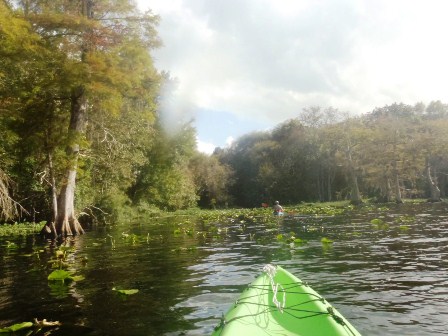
[1,1,447,233]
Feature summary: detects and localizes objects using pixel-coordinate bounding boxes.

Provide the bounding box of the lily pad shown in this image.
[293,238,307,244]
[321,237,334,244]
[112,288,139,295]
[370,218,384,225]
[0,321,33,333]
[72,275,85,282]
[47,269,74,282]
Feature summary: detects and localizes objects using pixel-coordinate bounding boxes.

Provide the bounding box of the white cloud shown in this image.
[138,0,448,143]
[225,136,235,147]
[196,137,216,155]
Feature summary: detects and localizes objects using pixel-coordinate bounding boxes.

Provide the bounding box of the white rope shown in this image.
[263,264,286,313]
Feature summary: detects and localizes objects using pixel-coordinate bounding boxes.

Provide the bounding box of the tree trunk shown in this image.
[384,175,393,202]
[48,152,58,224]
[327,168,333,202]
[53,88,87,236]
[426,161,441,202]
[349,170,362,205]
[394,175,403,203]
[44,0,94,237]
[317,166,322,201]
[40,151,58,238]
[393,160,403,204]
[346,147,362,205]
[391,132,403,204]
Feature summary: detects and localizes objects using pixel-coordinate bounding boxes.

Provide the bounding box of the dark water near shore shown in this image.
[1,203,447,335]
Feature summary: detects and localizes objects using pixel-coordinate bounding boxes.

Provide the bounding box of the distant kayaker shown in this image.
[273,201,284,215]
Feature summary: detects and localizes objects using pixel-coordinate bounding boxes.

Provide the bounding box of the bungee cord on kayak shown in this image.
[263,263,286,312]
[212,265,362,336]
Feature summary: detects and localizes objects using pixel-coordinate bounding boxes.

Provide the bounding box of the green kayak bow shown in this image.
[212,264,362,336]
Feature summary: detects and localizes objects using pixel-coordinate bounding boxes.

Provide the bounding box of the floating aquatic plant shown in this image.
[112,288,139,295]
[394,215,415,224]
[321,237,334,244]
[293,238,307,244]
[0,221,44,237]
[0,319,61,333]
[0,322,33,333]
[48,269,74,282]
[370,218,384,225]
[370,218,389,230]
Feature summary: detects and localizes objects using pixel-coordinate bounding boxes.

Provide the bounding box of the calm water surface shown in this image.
[1,203,447,335]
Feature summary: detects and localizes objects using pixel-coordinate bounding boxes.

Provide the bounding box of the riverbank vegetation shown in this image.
[1,2,447,236]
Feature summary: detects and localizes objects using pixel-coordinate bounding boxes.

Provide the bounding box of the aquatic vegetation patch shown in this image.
[0,321,33,333]
[287,203,352,217]
[321,237,334,244]
[0,319,61,333]
[47,269,84,282]
[0,221,44,236]
[370,218,390,230]
[293,238,307,244]
[394,215,415,224]
[112,287,139,295]
[47,269,74,282]
[122,232,139,244]
[275,232,307,245]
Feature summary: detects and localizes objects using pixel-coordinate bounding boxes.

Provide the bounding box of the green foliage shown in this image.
[370,218,389,230]
[131,123,199,211]
[1,1,448,222]
[93,188,133,221]
[216,102,448,207]
[321,237,334,244]
[189,153,234,208]
[47,269,74,282]
[112,288,139,295]
[0,222,43,236]
[0,322,33,333]
[370,218,384,225]
[0,0,167,223]
[394,215,415,224]
[293,238,307,244]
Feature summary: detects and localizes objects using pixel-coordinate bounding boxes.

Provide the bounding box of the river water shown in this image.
[0,203,447,335]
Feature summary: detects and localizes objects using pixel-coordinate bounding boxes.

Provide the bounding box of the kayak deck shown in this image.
[212,265,362,336]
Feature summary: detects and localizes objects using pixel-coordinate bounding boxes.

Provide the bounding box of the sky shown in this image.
[136,0,448,153]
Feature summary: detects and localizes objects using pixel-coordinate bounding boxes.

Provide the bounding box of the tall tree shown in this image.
[130,122,198,211]
[330,116,364,205]
[219,132,272,207]
[362,103,420,203]
[189,153,234,208]
[9,0,161,235]
[1,1,50,221]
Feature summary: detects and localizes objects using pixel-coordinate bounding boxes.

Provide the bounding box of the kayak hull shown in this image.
[212,265,362,336]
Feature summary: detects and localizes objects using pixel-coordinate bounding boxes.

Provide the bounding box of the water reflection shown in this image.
[0,203,447,335]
